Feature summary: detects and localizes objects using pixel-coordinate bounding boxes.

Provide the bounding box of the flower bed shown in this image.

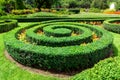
[104,11,120,14]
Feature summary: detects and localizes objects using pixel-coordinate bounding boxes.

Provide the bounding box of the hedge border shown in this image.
[103,19,120,33]
[0,19,18,33]
[0,17,119,22]
[71,57,120,80]
[43,25,73,37]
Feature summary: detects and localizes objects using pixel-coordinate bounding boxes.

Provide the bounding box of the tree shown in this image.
[58,0,92,8]
[15,0,25,9]
[101,0,108,9]
[116,0,120,10]
[0,0,5,10]
[2,0,16,13]
[34,0,58,10]
[23,0,35,9]
[91,0,108,9]
[68,0,79,8]
[79,0,92,8]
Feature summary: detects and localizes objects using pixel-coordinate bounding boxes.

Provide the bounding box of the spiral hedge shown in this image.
[0,19,18,33]
[4,19,113,72]
[103,19,120,33]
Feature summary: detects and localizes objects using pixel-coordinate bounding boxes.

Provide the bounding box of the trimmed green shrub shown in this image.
[0,10,6,16]
[0,19,18,33]
[71,57,120,80]
[26,23,93,46]
[43,25,73,37]
[15,18,105,22]
[0,14,27,18]
[68,8,80,14]
[89,8,101,13]
[103,19,120,33]
[0,15,120,22]
[27,12,62,18]
[4,19,113,72]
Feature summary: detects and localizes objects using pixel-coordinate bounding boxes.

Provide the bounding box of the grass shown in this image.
[68,12,120,18]
[111,32,120,56]
[27,12,63,17]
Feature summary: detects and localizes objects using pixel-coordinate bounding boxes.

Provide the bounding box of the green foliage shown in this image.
[116,0,120,10]
[0,23,61,80]
[15,0,26,9]
[68,12,120,19]
[26,23,93,46]
[71,57,120,80]
[1,0,16,13]
[0,7,120,79]
[68,8,80,14]
[34,0,59,9]
[68,0,79,8]
[89,8,101,13]
[1,12,120,22]
[0,10,6,16]
[0,14,26,18]
[27,12,61,18]
[0,19,18,33]
[103,19,120,33]
[91,0,108,9]
[4,19,113,72]
[55,0,120,9]
[79,0,92,8]
[1,0,120,12]
[43,25,72,37]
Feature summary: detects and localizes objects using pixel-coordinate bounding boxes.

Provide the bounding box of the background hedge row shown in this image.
[0,17,118,22]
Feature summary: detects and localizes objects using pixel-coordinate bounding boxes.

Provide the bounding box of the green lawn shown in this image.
[112,32,120,56]
[68,12,120,18]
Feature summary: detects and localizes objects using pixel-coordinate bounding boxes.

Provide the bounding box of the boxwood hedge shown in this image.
[0,19,18,33]
[14,18,104,22]
[0,17,110,22]
[4,19,113,72]
[68,8,80,14]
[71,57,120,80]
[26,23,93,46]
[43,25,73,37]
[103,19,120,33]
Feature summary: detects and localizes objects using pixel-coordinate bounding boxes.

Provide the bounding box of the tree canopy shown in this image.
[0,0,120,12]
